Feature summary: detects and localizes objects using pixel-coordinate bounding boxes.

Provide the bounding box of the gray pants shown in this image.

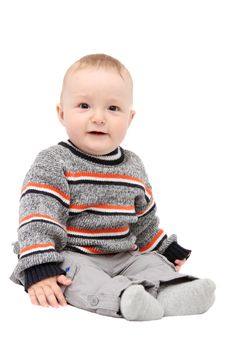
[60,250,193,318]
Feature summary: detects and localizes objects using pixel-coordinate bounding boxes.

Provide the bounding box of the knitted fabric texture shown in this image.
[11,140,191,285]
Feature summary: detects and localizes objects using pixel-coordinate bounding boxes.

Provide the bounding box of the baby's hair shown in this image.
[60,53,133,104]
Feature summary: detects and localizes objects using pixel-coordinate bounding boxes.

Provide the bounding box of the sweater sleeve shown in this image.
[24,263,66,291]
[131,155,191,264]
[12,147,70,286]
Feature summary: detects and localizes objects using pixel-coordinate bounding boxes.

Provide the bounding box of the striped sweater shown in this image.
[11,139,191,288]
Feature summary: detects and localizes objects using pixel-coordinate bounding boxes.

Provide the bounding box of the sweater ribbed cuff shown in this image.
[162,242,192,265]
[24,262,66,291]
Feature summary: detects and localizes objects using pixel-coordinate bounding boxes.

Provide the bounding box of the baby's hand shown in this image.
[175,259,186,271]
[28,275,72,308]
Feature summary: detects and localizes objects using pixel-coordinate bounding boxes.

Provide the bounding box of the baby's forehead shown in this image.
[60,64,133,104]
[66,65,132,86]
[64,66,132,95]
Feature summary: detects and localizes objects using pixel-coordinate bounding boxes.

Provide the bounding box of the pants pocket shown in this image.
[152,251,177,271]
[59,252,80,292]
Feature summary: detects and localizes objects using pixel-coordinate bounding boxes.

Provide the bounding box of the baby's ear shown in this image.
[56,104,65,125]
[128,110,136,126]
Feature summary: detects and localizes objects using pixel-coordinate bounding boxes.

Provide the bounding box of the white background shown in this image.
[0,0,232,349]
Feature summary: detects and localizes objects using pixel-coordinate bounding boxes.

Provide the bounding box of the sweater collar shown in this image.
[58,140,125,166]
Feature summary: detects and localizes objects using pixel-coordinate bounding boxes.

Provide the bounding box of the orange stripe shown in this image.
[82,246,116,254]
[19,213,60,225]
[22,182,70,200]
[70,204,134,210]
[65,172,140,181]
[67,226,128,234]
[20,242,55,254]
[136,198,154,216]
[139,229,164,252]
[65,172,152,196]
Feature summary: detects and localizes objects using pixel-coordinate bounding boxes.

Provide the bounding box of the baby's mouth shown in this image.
[88,131,107,135]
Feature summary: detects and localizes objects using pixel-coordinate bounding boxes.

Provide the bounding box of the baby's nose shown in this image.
[91,110,106,124]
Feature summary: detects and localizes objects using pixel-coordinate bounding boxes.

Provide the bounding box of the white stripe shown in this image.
[67,227,129,237]
[140,231,167,253]
[67,141,122,161]
[65,174,152,201]
[76,246,94,254]
[145,189,152,200]
[22,185,70,205]
[20,245,55,258]
[70,243,139,255]
[137,200,155,217]
[19,216,66,230]
[66,175,142,185]
[73,246,112,254]
[69,207,135,214]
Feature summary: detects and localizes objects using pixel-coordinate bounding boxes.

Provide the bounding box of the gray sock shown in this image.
[120,284,164,321]
[157,278,216,316]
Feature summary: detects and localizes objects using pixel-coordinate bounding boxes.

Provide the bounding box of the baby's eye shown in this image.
[108,105,119,111]
[79,103,89,109]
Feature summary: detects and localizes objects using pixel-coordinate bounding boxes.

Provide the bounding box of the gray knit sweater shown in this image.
[11,140,191,288]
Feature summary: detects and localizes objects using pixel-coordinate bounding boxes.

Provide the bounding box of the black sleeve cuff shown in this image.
[24,262,66,291]
[162,242,192,265]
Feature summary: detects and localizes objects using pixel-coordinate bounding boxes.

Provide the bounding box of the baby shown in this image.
[11,53,215,321]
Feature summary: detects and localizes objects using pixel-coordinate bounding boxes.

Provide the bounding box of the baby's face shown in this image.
[57,67,135,155]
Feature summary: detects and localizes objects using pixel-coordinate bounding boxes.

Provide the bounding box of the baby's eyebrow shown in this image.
[106,96,124,104]
[74,94,92,99]
[73,94,123,103]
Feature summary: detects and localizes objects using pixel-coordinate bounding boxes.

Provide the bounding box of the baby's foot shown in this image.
[157,278,216,316]
[120,284,164,321]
